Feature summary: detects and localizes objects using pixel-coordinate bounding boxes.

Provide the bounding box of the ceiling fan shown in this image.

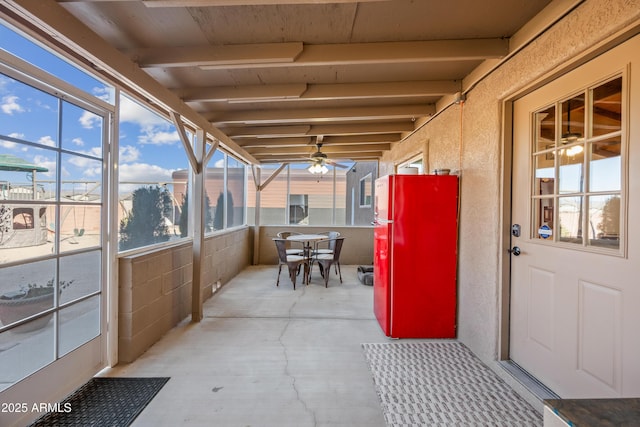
[307,137,348,174]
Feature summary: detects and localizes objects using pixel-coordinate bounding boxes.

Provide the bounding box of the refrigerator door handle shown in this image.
[375,218,394,225]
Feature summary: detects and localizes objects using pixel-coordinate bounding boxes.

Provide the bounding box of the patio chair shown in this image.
[273,238,308,290]
[309,237,344,287]
[276,231,304,256]
[312,231,341,273]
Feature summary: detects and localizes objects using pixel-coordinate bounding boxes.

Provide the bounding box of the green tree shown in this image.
[213,191,234,230]
[178,191,213,237]
[119,186,173,250]
[598,196,620,238]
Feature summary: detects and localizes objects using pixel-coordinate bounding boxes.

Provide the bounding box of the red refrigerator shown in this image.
[373,174,459,338]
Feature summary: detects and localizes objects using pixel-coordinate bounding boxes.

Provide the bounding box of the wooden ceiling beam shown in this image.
[180,80,461,103]
[246,143,390,156]
[142,0,387,6]
[132,39,508,69]
[130,42,303,68]
[236,134,400,148]
[208,104,435,125]
[236,137,314,148]
[257,152,383,163]
[222,122,414,138]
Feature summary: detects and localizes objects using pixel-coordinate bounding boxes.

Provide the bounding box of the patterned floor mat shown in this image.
[29,377,169,427]
[362,342,542,427]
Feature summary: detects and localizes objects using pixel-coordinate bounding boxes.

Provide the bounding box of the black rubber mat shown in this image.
[29,377,170,427]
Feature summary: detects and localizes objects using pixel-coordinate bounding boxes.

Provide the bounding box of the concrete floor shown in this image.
[105,265,391,427]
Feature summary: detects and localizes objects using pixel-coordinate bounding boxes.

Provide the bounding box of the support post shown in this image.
[191,129,206,322]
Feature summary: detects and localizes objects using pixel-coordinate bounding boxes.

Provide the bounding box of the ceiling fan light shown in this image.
[308,162,329,174]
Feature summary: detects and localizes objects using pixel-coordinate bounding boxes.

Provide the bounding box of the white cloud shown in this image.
[38,135,56,147]
[119,96,179,146]
[1,95,24,115]
[214,158,225,168]
[118,162,176,194]
[92,86,113,103]
[32,155,56,178]
[138,129,179,146]
[119,96,167,127]
[119,145,140,163]
[78,111,101,129]
[0,139,18,149]
[118,162,174,184]
[83,166,102,178]
[68,155,100,170]
[72,137,85,146]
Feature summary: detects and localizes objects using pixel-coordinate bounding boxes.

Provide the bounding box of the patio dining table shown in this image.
[286,234,327,257]
[286,234,327,284]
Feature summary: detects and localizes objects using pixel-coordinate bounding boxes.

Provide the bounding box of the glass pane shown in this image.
[0,73,59,147]
[590,137,621,192]
[59,251,100,305]
[0,203,53,260]
[206,151,225,232]
[533,197,554,240]
[256,165,287,225]
[289,165,313,224]
[360,174,372,206]
[118,185,173,251]
[61,153,102,203]
[58,204,101,252]
[534,153,555,196]
[588,195,620,249]
[0,317,55,391]
[59,295,100,357]
[348,161,377,226]
[561,94,585,143]
[0,141,57,201]
[592,77,622,137]
[0,23,114,104]
[558,147,584,194]
[227,156,245,228]
[334,166,349,226]
[289,194,308,224]
[0,259,56,328]
[558,196,583,244]
[118,94,189,249]
[61,101,104,155]
[535,105,556,152]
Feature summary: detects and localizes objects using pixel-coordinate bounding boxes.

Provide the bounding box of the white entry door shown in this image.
[510,34,640,398]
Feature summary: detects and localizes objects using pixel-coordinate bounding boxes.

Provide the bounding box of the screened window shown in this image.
[359,173,372,207]
[117,95,189,251]
[0,64,107,390]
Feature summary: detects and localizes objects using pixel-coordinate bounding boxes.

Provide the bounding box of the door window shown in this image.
[531,76,623,251]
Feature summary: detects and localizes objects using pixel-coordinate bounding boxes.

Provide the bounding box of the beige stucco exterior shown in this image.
[379,0,640,370]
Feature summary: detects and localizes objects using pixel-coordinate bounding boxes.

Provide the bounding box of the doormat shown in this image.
[362,342,542,426]
[29,377,170,427]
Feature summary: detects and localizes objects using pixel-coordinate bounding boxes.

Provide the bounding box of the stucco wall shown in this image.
[380,0,640,366]
[117,227,251,363]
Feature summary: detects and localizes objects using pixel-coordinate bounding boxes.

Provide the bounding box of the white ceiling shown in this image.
[4,0,561,165]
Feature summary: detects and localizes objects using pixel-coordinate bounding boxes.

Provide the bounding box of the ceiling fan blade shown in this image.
[326,160,349,169]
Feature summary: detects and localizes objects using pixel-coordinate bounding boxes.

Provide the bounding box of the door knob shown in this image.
[508,246,521,256]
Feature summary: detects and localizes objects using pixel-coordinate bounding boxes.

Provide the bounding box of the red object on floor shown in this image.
[373,174,459,338]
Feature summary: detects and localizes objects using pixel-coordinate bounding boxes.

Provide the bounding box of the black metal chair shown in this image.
[309,237,344,287]
[273,238,308,290]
